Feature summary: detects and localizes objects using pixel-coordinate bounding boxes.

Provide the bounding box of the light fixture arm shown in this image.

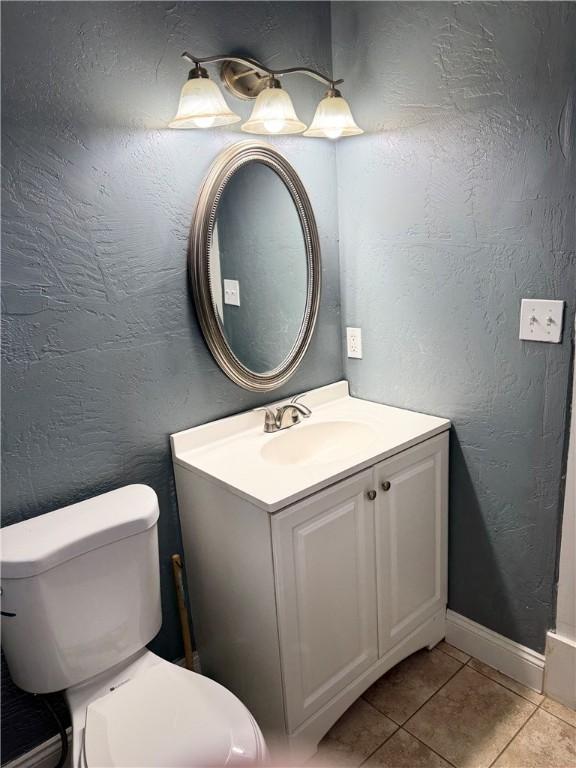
[181,52,343,89]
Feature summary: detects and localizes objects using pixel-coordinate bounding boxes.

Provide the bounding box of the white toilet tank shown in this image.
[0,485,162,693]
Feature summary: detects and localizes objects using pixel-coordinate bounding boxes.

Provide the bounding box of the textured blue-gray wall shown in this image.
[3,1,576,763]
[333,2,575,653]
[1,2,340,761]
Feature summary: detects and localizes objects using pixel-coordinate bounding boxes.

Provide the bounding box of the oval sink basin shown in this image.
[260,420,378,466]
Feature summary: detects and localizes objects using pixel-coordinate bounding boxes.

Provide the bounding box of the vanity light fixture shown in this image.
[169,52,363,138]
[304,87,363,139]
[242,77,306,135]
[169,63,240,129]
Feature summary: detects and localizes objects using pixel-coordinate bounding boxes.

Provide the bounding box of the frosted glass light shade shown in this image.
[304,92,363,139]
[242,86,306,135]
[169,77,240,129]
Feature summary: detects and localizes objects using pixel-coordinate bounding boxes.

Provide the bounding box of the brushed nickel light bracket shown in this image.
[220,60,269,101]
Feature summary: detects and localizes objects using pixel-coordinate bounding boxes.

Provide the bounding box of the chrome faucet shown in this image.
[257,394,312,433]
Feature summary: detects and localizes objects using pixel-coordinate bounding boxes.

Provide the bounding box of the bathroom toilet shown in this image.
[72,651,267,767]
[0,485,268,767]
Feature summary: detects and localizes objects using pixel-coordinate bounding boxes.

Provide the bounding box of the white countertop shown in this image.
[171,381,450,513]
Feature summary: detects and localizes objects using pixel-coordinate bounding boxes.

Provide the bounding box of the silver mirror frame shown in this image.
[190,141,321,392]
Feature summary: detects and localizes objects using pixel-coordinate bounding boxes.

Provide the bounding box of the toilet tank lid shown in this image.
[0,485,159,579]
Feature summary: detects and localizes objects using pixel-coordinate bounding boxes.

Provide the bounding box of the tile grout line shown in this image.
[357,652,467,767]
[368,652,468,765]
[485,705,541,768]
[401,652,541,767]
[357,724,459,768]
[357,727,398,767]
[357,697,400,764]
[343,646,573,768]
[361,697,397,720]
[464,662,542,705]
[424,649,576,761]
[408,653,540,768]
[441,644,544,707]
[400,727,459,768]
[362,648,466,726]
[535,698,576,729]
[435,643,472,666]
[401,654,467,729]
[313,697,398,766]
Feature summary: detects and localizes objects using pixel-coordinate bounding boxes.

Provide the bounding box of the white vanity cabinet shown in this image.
[171,382,450,761]
[271,434,448,736]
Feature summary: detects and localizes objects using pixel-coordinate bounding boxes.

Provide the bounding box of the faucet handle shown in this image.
[255,406,279,433]
[290,393,312,416]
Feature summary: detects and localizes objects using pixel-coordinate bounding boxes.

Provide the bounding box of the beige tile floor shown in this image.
[308,642,576,768]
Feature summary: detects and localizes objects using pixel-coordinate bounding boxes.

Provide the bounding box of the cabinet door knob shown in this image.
[381,481,391,491]
[366,490,377,501]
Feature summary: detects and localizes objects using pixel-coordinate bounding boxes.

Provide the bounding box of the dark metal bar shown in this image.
[181,51,343,88]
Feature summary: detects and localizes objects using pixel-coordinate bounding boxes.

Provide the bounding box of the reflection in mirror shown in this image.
[209,162,307,373]
[191,141,321,391]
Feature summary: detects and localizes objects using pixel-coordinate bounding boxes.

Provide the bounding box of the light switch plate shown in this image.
[519,299,564,343]
[346,327,362,358]
[223,279,240,307]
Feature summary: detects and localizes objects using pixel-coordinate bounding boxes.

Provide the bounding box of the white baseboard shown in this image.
[446,609,545,692]
[544,630,576,709]
[3,729,71,768]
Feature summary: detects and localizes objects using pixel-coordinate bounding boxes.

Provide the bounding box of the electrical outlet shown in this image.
[223,279,240,307]
[346,327,362,358]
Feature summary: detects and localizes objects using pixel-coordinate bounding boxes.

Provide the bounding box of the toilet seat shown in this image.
[82,662,265,767]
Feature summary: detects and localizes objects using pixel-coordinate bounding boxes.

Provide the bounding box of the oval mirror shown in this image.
[190,142,321,391]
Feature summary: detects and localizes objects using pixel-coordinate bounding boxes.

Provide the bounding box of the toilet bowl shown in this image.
[71,651,267,767]
[0,485,268,767]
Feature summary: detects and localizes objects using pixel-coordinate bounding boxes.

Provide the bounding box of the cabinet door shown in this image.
[375,433,448,656]
[272,470,378,731]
